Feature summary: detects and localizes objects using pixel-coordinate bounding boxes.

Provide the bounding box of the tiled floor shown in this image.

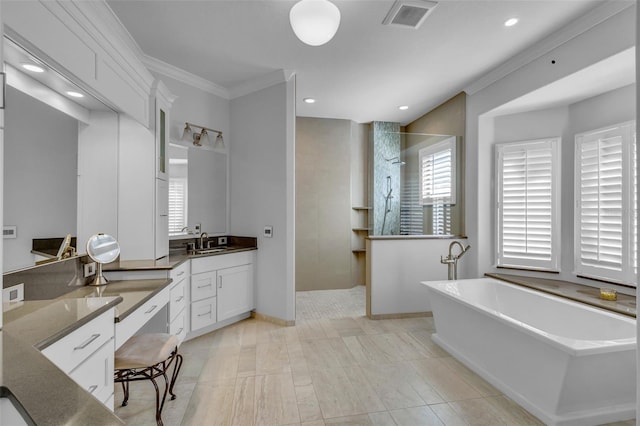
[295,286,366,320]
[114,289,636,426]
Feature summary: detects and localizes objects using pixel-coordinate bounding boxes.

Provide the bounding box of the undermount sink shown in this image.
[193,248,225,255]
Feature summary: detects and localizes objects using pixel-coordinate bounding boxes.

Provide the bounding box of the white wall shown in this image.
[368,238,464,316]
[230,79,296,322]
[4,87,78,271]
[466,5,636,280]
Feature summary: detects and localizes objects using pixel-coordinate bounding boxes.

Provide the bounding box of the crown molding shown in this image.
[227,69,292,99]
[142,54,231,100]
[68,0,155,91]
[465,0,634,95]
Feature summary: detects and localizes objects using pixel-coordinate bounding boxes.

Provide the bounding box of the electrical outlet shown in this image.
[194,223,201,235]
[3,283,24,303]
[84,262,96,277]
[218,236,227,245]
[264,226,273,238]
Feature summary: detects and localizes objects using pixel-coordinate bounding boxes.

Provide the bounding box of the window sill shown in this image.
[486,272,636,318]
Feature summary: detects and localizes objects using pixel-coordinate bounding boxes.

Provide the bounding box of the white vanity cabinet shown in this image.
[41,308,116,410]
[188,251,255,338]
[169,261,190,344]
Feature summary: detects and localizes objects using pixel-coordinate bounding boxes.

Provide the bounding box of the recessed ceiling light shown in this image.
[398,105,409,110]
[303,98,316,104]
[504,18,518,27]
[21,63,45,73]
[66,91,84,98]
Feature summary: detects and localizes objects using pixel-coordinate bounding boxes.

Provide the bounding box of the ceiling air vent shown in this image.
[382,0,438,29]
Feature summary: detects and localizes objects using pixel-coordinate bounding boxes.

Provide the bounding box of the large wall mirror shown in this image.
[168,143,228,238]
[3,37,115,272]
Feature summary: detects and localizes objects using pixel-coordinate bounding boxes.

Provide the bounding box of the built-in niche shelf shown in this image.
[352,206,370,254]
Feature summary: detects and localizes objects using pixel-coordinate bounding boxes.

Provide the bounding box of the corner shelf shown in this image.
[352,248,366,253]
[352,227,370,232]
[352,206,372,211]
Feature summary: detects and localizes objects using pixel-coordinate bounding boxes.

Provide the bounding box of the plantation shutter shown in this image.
[575,122,636,285]
[419,137,456,205]
[168,178,187,234]
[496,138,560,271]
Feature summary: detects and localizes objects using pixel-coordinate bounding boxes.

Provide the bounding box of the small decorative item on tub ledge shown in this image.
[599,287,617,301]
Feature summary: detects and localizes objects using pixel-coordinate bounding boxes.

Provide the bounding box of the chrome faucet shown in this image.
[440,241,471,280]
[199,232,208,250]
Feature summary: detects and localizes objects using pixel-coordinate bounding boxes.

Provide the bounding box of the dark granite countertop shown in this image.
[1,277,173,425]
[104,245,257,271]
[3,297,124,425]
[486,273,636,318]
[63,279,172,322]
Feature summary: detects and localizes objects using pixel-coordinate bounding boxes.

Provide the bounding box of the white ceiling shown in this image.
[107,0,612,125]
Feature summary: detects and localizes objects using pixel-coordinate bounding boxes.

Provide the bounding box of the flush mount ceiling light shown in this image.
[182,122,225,150]
[504,17,519,27]
[303,97,316,104]
[66,91,84,98]
[289,0,341,46]
[21,63,44,73]
[398,105,409,110]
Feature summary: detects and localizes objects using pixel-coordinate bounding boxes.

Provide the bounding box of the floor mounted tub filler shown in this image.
[423,277,636,426]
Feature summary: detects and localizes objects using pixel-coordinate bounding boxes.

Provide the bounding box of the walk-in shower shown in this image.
[369,122,464,236]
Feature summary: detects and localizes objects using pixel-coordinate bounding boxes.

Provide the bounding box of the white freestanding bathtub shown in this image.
[423,277,636,426]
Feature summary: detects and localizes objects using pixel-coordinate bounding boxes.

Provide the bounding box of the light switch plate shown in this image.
[264,226,273,238]
[84,262,96,277]
[3,283,24,304]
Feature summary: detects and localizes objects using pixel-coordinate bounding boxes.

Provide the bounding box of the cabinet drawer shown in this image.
[170,261,190,283]
[170,310,187,345]
[115,286,170,349]
[69,337,115,407]
[191,271,217,302]
[42,308,114,374]
[191,297,216,331]
[169,279,187,322]
[191,251,253,274]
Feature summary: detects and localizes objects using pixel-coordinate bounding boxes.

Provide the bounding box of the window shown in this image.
[495,138,561,271]
[419,137,456,205]
[168,177,188,235]
[574,122,636,286]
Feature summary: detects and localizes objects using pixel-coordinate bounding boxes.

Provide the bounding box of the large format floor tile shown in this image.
[114,287,628,425]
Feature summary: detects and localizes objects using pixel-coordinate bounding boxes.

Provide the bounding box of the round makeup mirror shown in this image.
[86,233,120,286]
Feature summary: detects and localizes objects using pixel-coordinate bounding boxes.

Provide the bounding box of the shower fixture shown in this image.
[385,156,406,165]
[182,122,225,149]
